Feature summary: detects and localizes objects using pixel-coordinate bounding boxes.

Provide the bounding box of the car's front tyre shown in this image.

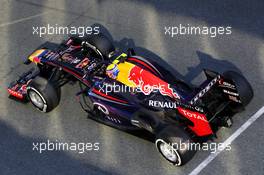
[27,77,60,112]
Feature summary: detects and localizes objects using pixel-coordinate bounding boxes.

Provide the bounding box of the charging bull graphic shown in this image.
[128,65,180,99]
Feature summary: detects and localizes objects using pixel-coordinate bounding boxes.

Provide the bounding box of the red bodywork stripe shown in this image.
[62,67,82,78]
[92,89,128,104]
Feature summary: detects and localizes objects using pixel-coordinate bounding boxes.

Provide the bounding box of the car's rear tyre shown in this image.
[84,34,115,60]
[27,77,60,112]
[155,126,196,166]
[223,71,253,108]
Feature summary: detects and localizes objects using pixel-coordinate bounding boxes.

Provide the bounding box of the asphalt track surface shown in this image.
[0,0,264,175]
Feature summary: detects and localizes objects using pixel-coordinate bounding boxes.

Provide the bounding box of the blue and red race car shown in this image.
[7,33,253,166]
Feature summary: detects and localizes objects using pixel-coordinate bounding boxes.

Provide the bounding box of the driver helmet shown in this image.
[106,63,119,79]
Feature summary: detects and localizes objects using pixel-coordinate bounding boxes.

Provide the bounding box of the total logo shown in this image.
[178,108,208,123]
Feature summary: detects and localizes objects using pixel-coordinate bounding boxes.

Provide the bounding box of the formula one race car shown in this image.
[8,33,253,166]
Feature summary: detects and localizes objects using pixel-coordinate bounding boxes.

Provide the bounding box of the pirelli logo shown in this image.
[190,75,221,105]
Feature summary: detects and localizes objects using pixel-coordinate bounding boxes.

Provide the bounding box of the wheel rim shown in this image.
[28,90,44,109]
[156,139,181,165]
[159,141,177,162]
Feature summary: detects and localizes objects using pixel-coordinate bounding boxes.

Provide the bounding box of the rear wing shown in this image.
[190,69,241,105]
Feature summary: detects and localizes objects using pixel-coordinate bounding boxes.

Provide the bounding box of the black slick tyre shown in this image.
[27,77,60,112]
[155,126,196,166]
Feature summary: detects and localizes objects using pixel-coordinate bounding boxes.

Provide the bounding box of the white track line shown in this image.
[189,106,264,175]
[0,12,46,28]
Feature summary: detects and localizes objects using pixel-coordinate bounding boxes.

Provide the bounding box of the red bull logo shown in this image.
[128,66,180,99]
[33,57,41,64]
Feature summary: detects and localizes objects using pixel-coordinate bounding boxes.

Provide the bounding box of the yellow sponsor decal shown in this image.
[108,53,137,87]
[115,61,136,87]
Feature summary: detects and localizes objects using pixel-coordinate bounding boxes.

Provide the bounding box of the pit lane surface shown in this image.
[0,0,264,175]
